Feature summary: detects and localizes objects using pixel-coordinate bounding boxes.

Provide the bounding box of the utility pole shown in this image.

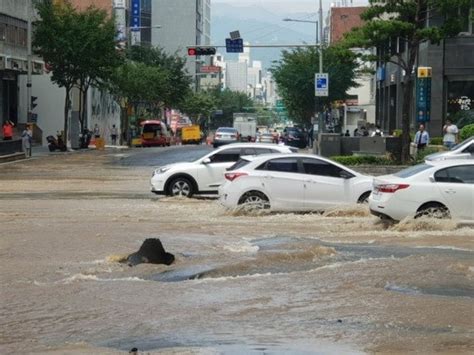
[27,0,32,123]
[317,0,324,137]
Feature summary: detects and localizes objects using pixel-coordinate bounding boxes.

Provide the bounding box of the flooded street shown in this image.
[1,147,473,354]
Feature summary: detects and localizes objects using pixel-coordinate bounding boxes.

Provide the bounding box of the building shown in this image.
[376,6,474,137]
[0,0,43,127]
[225,61,247,93]
[328,5,375,133]
[151,0,211,85]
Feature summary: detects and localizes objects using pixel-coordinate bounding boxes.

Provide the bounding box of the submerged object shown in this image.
[126,238,175,266]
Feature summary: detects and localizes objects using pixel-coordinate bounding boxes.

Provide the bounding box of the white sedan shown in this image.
[219,154,373,211]
[369,160,474,223]
[151,143,296,197]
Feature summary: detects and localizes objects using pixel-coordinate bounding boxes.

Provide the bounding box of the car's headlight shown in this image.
[153,167,171,176]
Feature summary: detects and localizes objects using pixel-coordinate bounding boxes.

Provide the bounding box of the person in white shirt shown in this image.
[443,119,458,149]
[414,124,430,150]
[371,125,383,137]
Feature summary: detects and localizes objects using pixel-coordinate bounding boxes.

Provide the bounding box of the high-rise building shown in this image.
[151,0,211,83]
[226,61,247,93]
[0,0,43,126]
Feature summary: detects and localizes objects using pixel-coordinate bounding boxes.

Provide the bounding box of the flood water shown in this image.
[0,148,473,354]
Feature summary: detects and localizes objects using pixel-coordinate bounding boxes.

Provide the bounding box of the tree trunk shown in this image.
[63,87,71,144]
[78,86,83,133]
[80,86,88,133]
[400,46,418,164]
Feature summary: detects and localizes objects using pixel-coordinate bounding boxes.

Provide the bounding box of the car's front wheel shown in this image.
[168,177,194,197]
[238,191,270,210]
[415,203,450,219]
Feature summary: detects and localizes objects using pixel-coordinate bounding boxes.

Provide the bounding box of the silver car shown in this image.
[213,127,239,148]
[425,137,474,161]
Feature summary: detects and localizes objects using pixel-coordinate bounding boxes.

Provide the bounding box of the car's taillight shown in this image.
[225,172,248,181]
[377,184,410,193]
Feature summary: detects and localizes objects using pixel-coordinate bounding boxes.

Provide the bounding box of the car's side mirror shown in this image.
[202,158,211,165]
[429,176,435,183]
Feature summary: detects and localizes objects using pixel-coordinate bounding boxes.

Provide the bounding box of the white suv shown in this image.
[151,143,296,197]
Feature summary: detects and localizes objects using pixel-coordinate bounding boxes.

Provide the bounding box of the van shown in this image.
[140,120,171,147]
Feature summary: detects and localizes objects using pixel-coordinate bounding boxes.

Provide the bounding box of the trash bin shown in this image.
[95,138,105,150]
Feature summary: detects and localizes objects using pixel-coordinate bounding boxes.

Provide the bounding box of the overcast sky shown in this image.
[213,0,369,14]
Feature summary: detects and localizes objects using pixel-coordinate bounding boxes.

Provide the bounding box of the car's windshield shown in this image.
[450,137,473,151]
[227,158,251,171]
[217,128,237,133]
[394,163,432,178]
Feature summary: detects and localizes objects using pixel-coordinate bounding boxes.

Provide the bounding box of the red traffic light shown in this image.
[187,47,216,56]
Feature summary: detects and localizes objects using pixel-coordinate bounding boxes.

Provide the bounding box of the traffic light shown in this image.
[187,47,216,56]
[31,96,38,110]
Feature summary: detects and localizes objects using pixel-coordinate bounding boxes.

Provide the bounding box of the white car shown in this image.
[425,137,474,161]
[219,154,373,211]
[369,160,474,223]
[150,143,296,197]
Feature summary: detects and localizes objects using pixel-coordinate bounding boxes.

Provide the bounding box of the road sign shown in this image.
[130,0,140,31]
[226,38,244,53]
[315,73,328,97]
[416,75,432,122]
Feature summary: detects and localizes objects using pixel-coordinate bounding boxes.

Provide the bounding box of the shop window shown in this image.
[447,81,474,127]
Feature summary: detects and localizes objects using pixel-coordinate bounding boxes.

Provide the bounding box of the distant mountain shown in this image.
[212,3,316,70]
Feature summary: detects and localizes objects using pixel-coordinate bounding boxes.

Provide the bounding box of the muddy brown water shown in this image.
[0,150,473,354]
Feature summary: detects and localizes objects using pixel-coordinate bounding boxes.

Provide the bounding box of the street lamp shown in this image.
[282,18,319,44]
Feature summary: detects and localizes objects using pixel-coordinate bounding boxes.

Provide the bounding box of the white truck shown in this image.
[233,113,257,142]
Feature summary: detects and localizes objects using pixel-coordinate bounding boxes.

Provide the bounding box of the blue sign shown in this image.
[130,0,141,31]
[315,73,329,97]
[226,38,243,53]
[416,77,432,122]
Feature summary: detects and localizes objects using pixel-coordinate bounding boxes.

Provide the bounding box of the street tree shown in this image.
[180,91,216,125]
[343,0,471,163]
[33,1,80,140]
[270,46,360,126]
[75,6,122,132]
[207,88,254,128]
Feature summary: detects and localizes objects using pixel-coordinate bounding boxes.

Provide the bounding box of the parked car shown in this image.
[213,127,240,148]
[369,160,474,223]
[282,127,307,148]
[150,143,296,197]
[218,154,373,211]
[425,137,474,161]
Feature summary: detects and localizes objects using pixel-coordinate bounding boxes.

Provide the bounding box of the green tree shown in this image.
[343,0,470,163]
[75,6,122,132]
[270,46,360,125]
[33,1,80,140]
[180,91,216,124]
[207,88,254,128]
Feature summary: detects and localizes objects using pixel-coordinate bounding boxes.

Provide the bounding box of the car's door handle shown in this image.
[304,179,312,183]
[444,189,457,194]
[263,175,273,179]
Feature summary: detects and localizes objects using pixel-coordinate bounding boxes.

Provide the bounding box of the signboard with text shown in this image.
[315,73,329,97]
[416,67,432,122]
[130,0,141,31]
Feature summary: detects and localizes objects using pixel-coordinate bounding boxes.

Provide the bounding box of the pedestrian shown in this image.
[371,125,383,137]
[353,128,359,137]
[110,124,118,145]
[93,123,100,139]
[443,119,458,149]
[344,129,350,137]
[414,123,430,150]
[360,126,369,137]
[21,124,33,157]
[2,120,15,140]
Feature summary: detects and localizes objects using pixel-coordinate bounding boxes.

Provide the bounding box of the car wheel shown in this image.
[357,191,371,204]
[168,177,194,197]
[238,191,270,210]
[415,203,450,219]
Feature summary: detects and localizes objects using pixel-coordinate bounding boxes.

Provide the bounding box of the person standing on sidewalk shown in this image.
[110,124,118,145]
[21,124,33,157]
[93,123,101,139]
[414,124,430,150]
[443,119,458,149]
[2,120,15,140]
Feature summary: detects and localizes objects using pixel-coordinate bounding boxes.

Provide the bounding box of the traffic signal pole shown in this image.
[27,0,32,123]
